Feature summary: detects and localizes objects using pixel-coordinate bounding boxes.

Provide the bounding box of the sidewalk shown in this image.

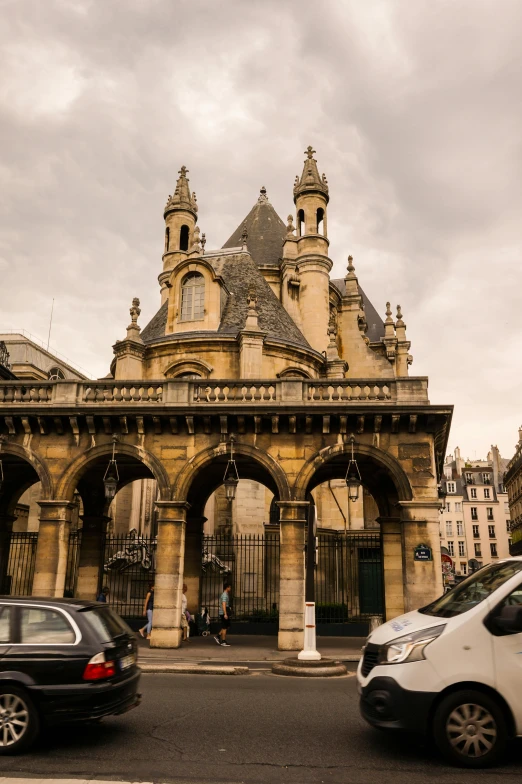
[137,634,364,673]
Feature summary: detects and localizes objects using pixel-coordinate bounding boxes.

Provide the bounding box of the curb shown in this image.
[139,663,249,675]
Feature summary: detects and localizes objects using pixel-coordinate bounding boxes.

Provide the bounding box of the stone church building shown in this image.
[0,147,452,649]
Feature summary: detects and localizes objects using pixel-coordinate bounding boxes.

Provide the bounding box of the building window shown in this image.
[474,543,482,557]
[484,488,490,499]
[456,521,464,536]
[498,483,505,493]
[504,502,509,514]
[465,473,473,483]
[461,562,467,576]
[506,520,512,532]
[487,507,494,521]
[165,226,170,252]
[458,541,465,557]
[455,502,462,512]
[446,482,456,494]
[488,525,495,539]
[471,488,477,499]
[490,542,498,557]
[48,367,66,381]
[180,272,205,321]
[471,507,478,521]
[179,224,190,251]
[446,502,451,513]
[472,524,480,538]
[446,521,453,537]
[483,473,491,485]
[447,541,454,556]
[297,209,305,236]
[316,207,325,234]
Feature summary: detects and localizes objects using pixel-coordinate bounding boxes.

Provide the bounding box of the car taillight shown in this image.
[83,652,116,681]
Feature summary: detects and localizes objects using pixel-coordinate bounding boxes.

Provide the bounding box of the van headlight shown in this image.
[377,625,446,665]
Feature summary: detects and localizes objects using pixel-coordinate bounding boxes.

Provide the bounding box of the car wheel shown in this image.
[0,686,39,755]
[432,689,508,768]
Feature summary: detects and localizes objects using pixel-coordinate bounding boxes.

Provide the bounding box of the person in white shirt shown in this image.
[181,583,189,642]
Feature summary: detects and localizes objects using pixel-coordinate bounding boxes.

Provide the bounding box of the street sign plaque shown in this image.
[414,544,433,562]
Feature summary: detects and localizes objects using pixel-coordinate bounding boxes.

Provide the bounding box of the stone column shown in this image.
[399,502,443,612]
[33,501,75,597]
[149,501,188,649]
[378,517,405,620]
[184,517,206,615]
[277,501,308,651]
[76,515,111,600]
[0,515,16,594]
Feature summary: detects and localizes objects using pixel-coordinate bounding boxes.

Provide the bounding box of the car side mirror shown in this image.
[496,604,522,633]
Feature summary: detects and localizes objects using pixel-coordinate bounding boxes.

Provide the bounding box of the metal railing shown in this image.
[5,532,38,595]
[315,531,383,625]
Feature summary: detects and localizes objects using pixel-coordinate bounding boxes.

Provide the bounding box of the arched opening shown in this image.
[48,367,65,380]
[180,272,205,322]
[179,224,190,251]
[177,447,289,632]
[316,207,324,235]
[0,450,49,596]
[165,226,170,252]
[297,209,305,237]
[175,372,202,379]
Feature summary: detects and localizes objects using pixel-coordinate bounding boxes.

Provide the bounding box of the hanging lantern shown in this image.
[103,436,119,501]
[223,435,239,503]
[345,434,362,502]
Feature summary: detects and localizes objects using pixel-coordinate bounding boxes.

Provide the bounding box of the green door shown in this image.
[358,550,384,615]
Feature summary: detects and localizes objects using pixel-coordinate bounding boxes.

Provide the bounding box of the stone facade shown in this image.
[0,147,452,649]
[505,427,522,555]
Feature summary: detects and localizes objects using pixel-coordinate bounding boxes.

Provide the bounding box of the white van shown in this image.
[357,557,522,767]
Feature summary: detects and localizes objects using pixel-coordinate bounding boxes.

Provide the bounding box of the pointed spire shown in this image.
[164,165,198,218]
[293,145,329,202]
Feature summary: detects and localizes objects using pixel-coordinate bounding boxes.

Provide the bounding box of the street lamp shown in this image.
[223,435,239,503]
[103,435,119,501]
[345,434,361,502]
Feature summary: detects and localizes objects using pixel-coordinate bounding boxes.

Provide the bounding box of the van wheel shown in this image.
[0,686,39,755]
[432,690,507,768]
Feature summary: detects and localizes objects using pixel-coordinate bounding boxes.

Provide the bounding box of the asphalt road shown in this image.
[2,670,522,784]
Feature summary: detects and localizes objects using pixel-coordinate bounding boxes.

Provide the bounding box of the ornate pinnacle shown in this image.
[178,165,188,178]
[201,232,206,253]
[305,145,316,160]
[286,214,295,235]
[396,305,404,326]
[258,186,268,203]
[385,302,393,323]
[241,223,248,247]
[247,284,257,308]
[347,255,355,275]
[129,297,141,326]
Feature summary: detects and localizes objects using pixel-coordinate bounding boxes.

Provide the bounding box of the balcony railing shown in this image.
[0,376,431,408]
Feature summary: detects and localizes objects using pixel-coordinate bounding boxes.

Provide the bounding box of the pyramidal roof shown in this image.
[222,187,287,267]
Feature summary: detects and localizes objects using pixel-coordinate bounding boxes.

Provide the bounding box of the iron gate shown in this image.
[315,531,383,634]
[200,534,280,629]
[5,532,38,595]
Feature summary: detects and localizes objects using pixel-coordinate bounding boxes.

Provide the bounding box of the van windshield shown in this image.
[419,561,522,618]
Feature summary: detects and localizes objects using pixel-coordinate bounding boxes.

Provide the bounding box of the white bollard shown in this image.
[297,602,321,661]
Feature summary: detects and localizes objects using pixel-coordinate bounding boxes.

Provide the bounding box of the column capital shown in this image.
[155,501,191,524]
[37,500,76,522]
[79,514,112,531]
[277,500,309,524]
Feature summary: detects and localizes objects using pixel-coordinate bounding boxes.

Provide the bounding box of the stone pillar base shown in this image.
[278,630,304,651]
[149,627,182,649]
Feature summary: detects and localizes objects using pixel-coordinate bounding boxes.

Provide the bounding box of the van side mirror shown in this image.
[496,605,522,633]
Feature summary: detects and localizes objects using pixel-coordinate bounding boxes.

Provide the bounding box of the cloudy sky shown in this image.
[0,0,520,461]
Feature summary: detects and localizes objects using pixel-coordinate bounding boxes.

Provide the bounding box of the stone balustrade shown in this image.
[0,376,430,408]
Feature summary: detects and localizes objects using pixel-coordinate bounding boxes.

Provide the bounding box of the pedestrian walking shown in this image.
[96,586,109,603]
[139,582,154,640]
[181,583,190,642]
[214,582,232,647]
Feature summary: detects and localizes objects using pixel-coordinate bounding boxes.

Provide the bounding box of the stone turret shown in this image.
[395,305,412,377]
[293,146,332,354]
[159,166,199,303]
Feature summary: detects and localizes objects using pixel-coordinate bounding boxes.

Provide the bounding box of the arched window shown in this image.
[316,208,324,235]
[179,225,189,251]
[48,367,65,380]
[175,372,202,379]
[165,227,170,252]
[297,209,305,237]
[180,272,205,321]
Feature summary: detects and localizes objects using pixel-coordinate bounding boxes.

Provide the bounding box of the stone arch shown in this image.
[0,442,53,514]
[164,357,213,379]
[294,441,413,517]
[173,441,291,518]
[57,441,171,504]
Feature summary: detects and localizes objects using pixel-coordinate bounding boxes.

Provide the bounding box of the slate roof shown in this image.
[331,279,385,343]
[140,250,313,353]
[221,188,287,268]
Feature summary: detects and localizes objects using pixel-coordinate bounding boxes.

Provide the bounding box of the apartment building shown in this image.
[439,446,511,583]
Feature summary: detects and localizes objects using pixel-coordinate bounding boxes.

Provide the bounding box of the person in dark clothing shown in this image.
[139,583,154,639]
[96,586,109,603]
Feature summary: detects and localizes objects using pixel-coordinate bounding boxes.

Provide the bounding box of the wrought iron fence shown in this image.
[101,531,156,618]
[315,531,383,629]
[64,530,81,598]
[5,532,38,595]
[200,533,280,625]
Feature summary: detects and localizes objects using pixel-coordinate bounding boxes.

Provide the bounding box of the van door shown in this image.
[490,581,522,734]
[0,604,12,660]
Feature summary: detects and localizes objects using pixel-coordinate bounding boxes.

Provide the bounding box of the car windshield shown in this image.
[81,606,133,641]
[419,561,522,618]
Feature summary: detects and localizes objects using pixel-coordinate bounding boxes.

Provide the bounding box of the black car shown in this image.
[0,596,141,753]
